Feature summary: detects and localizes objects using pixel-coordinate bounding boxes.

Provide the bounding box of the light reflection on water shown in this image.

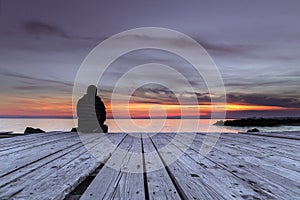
[0,118,299,133]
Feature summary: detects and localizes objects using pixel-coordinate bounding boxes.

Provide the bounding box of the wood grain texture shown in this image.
[142,135,181,200]
[0,131,299,199]
[167,132,300,199]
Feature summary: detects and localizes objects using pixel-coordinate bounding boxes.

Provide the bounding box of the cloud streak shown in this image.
[24,21,68,38]
[227,93,300,108]
[22,20,106,42]
[0,69,73,88]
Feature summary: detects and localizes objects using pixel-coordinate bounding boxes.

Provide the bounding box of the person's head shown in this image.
[87,85,97,96]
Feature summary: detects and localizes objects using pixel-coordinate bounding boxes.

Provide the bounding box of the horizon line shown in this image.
[0,115,230,119]
[0,116,299,119]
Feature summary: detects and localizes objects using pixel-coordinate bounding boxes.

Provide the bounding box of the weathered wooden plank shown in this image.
[114,134,144,200]
[0,138,96,199]
[172,133,300,198]
[216,142,300,185]
[155,134,275,199]
[164,134,279,199]
[218,132,300,151]
[0,134,26,139]
[222,133,300,156]
[0,131,57,142]
[0,134,85,178]
[0,132,71,152]
[142,134,181,200]
[150,134,226,200]
[189,132,300,167]
[217,134,300,173]
[80,134,145,200]
[166,134,274,199]
[0,131,64,146]
[224,131,300,150]
[0,133,104,189]
[201,132,300,168]
[80,134,133,200]
[205,132,300,172]
[9,133,126,200]
[0,133,78,155]
[0,131,299,200]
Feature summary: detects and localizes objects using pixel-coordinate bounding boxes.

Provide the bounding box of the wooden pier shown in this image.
[0,131,299,199]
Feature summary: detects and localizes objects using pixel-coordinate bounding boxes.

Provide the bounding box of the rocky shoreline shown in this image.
[214,117,300,127]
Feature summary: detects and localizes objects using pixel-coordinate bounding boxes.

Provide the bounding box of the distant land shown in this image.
[214,117,300,127]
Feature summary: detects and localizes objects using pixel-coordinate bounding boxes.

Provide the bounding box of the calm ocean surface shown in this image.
[1,118,300,133]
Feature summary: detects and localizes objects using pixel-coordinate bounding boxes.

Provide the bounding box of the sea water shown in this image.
[1,118,300,134]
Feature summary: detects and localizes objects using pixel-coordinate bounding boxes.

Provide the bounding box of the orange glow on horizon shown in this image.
[105,102,296,118]
[0,97,298,118]
[0,96,73,117]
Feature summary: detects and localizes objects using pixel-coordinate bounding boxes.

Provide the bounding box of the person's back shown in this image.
[77,85,107,133]
[95,96,106,125]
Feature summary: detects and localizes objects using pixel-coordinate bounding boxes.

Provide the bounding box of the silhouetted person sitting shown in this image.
[77,85,108,133]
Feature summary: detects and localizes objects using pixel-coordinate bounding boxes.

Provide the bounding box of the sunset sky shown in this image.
[0,0,300,118]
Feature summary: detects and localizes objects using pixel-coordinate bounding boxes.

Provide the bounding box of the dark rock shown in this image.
[213,120,224,126]
[71,127,77,132]
[247,128,260,133]
[223,117,300,127]
[24,127,45,134]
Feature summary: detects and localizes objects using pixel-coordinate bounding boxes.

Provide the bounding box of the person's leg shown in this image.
[100,124,108,133]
